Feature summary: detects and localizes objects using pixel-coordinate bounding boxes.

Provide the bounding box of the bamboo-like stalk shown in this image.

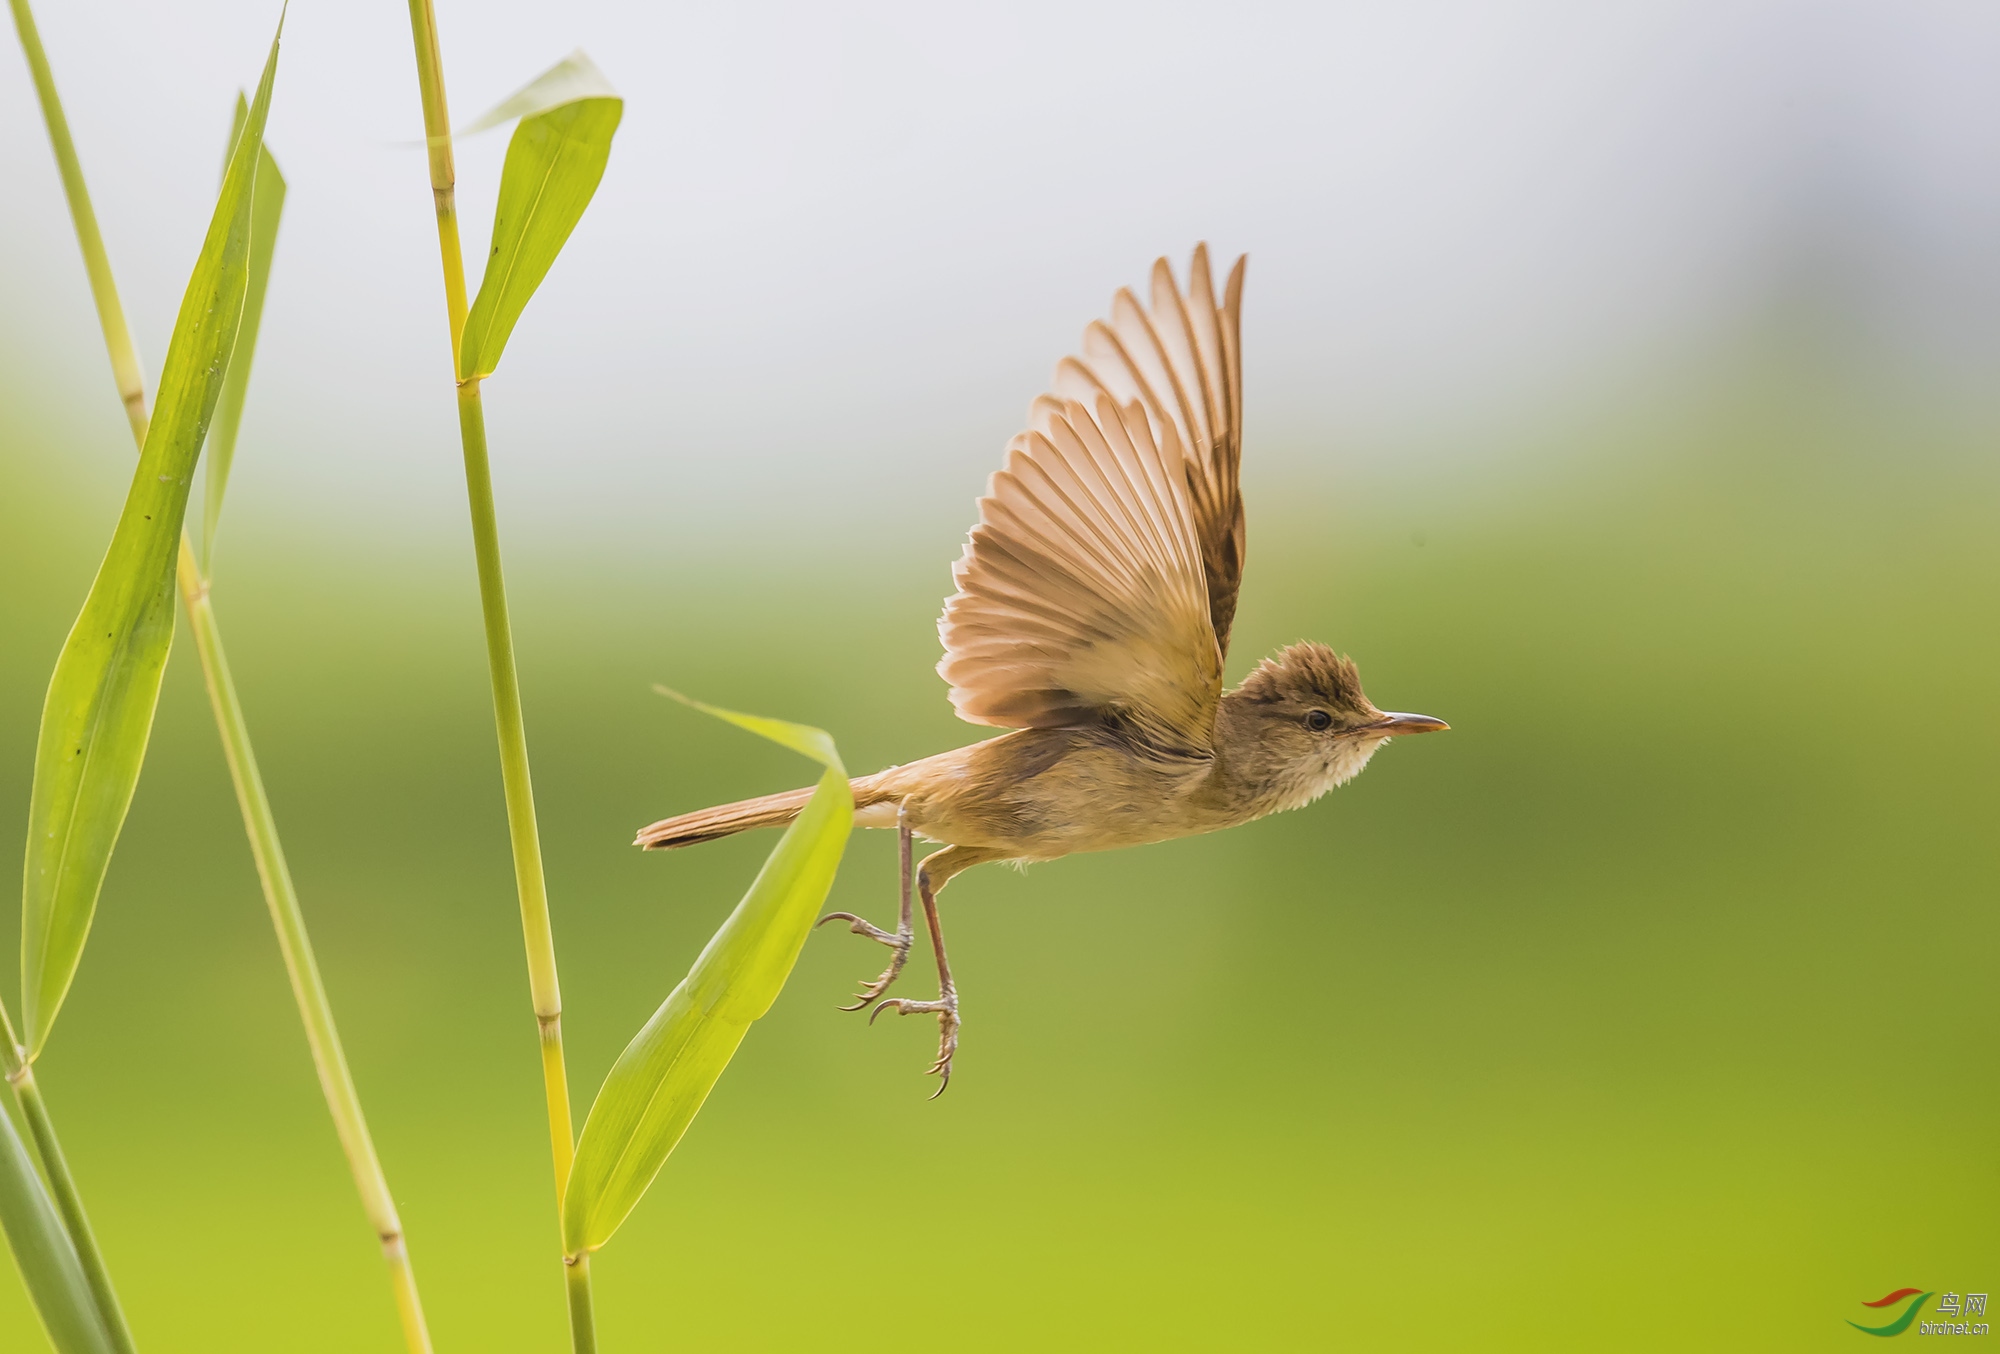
[401,2,591,1346]
[0,1002,133,1354]
[8,3,434,1350]
[5,0,144,447]
[447,383,574,1191]
[176,539,433,1353]
[565,1254,595,1351]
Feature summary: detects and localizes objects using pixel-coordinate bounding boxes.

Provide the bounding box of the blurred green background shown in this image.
[0,339,1993,1351]
[5,4,2000,1343]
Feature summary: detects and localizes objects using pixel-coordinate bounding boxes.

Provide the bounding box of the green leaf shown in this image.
[456,48,617,137]
[0,1094,117,1354]
[562,700,851,1255]
[200,91,286,570]
[20,18,284,1055]
[457,58,621,381]
[651,685,844,767]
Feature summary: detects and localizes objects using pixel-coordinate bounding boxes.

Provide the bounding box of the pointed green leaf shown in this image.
[21,18,284,1054]
[200,92,286,569]
[562,702,850,1255]
[457,62,621,381]
[0,1095,116,1354]
[457,48,617,137]
[652,685,843,767]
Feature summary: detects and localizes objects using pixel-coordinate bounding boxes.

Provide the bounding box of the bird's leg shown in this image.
[869,852,961,1096]
[816,807,914,1011]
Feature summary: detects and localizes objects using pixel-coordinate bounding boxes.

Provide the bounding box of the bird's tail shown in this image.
[634,776,892,850]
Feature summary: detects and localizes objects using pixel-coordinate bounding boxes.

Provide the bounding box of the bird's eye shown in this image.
[1305,710,1334,732]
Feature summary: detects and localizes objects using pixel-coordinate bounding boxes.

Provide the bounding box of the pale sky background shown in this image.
[3,0,1998,551]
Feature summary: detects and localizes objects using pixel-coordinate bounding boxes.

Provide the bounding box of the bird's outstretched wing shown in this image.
[1056,245,1246,656]
[937,247,1245,754]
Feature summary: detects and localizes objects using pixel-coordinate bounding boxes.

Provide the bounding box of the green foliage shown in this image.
[562,694,852,1256]
[20,20,284,1055]
[457,48,617,138]
[200,92,287,570]
[0,1099,115,1354]
[458,83,622,382]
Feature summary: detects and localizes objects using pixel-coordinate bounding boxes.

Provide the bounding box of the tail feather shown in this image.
[635,777,890,850]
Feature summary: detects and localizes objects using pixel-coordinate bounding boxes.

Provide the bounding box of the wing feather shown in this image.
[937,247,1247,749]
[1056,246,1247,653]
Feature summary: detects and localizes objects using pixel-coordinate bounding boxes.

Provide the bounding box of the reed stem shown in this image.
[451,384,575,1187]
[0,1058,136,1354]
[0,997,129,1354]
[565,1255,597,1354]
[402,0,591,1341]
[177,539,434,1354]
[9,2,433,1348]
[5,0,145,445]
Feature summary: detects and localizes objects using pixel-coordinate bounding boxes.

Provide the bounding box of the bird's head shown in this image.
[1218,641,1448,810]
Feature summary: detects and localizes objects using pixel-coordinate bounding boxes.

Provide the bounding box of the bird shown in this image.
[635,244,1447,1093]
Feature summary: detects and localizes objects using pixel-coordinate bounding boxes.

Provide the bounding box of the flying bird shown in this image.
[637,245,1447,1092]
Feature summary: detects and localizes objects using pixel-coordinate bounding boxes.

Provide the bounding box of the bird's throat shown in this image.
[1208,723,1391,825]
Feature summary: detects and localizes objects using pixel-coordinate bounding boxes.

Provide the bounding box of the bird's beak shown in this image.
[1374,711,1449,736]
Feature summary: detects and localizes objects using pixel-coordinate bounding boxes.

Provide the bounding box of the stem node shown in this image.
[403,3,591,1346]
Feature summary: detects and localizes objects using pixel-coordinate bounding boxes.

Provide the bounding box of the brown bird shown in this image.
[636,245,1446,1092]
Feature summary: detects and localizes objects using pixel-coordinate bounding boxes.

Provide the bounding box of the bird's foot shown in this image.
[869,989,960,1097]
[816,911,912,1011]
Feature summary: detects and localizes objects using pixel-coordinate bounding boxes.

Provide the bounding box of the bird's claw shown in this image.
[818,911,897,945]
[869,992,960,1096]
[817,912,912,1011]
